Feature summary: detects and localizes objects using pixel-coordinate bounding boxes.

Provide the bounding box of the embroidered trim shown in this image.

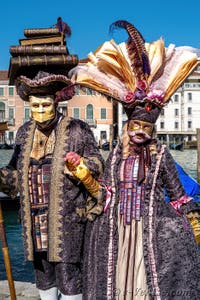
[103,184,112,212]
[48,116,71,261]
[107,145,119,299]
[148,145,165,299]
[20,120,36,261]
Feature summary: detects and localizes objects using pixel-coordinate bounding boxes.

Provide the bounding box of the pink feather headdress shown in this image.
[69,20,198,122]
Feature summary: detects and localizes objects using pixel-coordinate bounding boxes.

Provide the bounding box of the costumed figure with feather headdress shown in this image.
[69,20,200,300]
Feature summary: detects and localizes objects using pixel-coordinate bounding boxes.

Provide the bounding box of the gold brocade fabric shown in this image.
[30,128,56,160]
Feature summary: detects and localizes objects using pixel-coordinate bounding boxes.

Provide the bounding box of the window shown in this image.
[160,109,164,116]
[75,86,80,95]
[174,94,179,102]
[58,106,67,116]
[101,108,106,119]
[0,101,5,120]
[86,88,93,95]
[86,104,93,120]
[188,107,192,115]
[0,87,4,96]
[188,121,192,129]
[8,107,15,125]
[174,121,179,129]
[100,131,107,140]
[8,131,14,144]
[174,108,179,117]
[160,121,164,129]
[8,107,14,120]
[9,87,14,96]
[187,93,192,101]
[24,107,30,121]
[73,108,80,118]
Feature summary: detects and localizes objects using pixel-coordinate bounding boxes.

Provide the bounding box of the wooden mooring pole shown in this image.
[0,202,16,300]
[197,128,200,183]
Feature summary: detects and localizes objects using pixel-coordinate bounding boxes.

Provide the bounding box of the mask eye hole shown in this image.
[42,103,51,108]
[32,104,39,108]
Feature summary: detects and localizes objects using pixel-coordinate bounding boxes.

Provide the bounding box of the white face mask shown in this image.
[29,95,55,123]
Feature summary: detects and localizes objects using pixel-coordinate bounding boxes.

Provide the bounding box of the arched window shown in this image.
[86,104,93,120]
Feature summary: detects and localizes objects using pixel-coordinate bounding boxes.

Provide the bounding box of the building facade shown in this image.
[67,86,116,145]
[0,71,30,145]
[0,72,115,146]
[156,64,200,147]
[1,64,200,147]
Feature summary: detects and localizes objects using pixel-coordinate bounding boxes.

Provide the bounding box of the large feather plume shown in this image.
[69,20,198,108]
[109,20,151,83]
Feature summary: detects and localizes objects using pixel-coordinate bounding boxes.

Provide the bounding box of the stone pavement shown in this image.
[0,281,40,300]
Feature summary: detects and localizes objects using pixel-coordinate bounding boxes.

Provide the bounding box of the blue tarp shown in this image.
[165,162,200,203]
[176,162,200,202]
[170,162,200,253]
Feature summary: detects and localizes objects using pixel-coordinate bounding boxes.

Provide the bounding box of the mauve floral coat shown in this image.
[83,140,200,300]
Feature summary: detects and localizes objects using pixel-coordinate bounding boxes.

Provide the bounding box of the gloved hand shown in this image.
[65,152,101,197]
[186,211,200,244]
[65,152,81,171]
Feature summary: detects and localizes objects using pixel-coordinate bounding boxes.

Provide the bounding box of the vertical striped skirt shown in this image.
[116,212,149,300]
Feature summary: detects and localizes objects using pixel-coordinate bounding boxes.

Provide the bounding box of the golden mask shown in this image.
[29,95,55,123]
[128,120,154,137]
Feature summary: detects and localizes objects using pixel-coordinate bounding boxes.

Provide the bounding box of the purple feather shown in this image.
[109,19,151,82]
[56,17,71,36]
[109,20,145,42]
[142,53,151,75]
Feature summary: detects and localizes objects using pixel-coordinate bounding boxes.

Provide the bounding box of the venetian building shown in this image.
[156,62,200,147]
[0,71,30,145]
[1,62,200,147]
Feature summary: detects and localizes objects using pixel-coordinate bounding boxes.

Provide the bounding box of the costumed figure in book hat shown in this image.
[69,20,200,300]
[0,71,104,300]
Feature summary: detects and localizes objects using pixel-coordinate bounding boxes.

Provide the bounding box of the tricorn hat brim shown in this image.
[15,71,73,101]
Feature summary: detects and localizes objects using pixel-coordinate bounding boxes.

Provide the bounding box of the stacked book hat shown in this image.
[69,20,198,123]
[15,71,75,103]
[8,17,78,85]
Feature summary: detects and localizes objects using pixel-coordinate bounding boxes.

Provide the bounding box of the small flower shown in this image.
[147,89,164,101]
[124,91,135,102]
[136,80,147,91]
[134,89,146,100]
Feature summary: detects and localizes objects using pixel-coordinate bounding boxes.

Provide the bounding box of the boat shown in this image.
[169,143,184,151]
[0,143,14,150]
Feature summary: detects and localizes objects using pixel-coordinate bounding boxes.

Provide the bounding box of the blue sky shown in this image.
[1,0,200,70]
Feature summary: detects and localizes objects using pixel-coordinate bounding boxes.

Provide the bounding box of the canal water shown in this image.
[0,148,199,282]
[0,149,35,282]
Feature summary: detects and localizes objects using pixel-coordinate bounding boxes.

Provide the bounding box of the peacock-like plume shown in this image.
[109,20,151,84]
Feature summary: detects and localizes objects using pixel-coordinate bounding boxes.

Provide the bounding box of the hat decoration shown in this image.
[55,17,72,37]
[69,20,198,122]
[15,71,75,102]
